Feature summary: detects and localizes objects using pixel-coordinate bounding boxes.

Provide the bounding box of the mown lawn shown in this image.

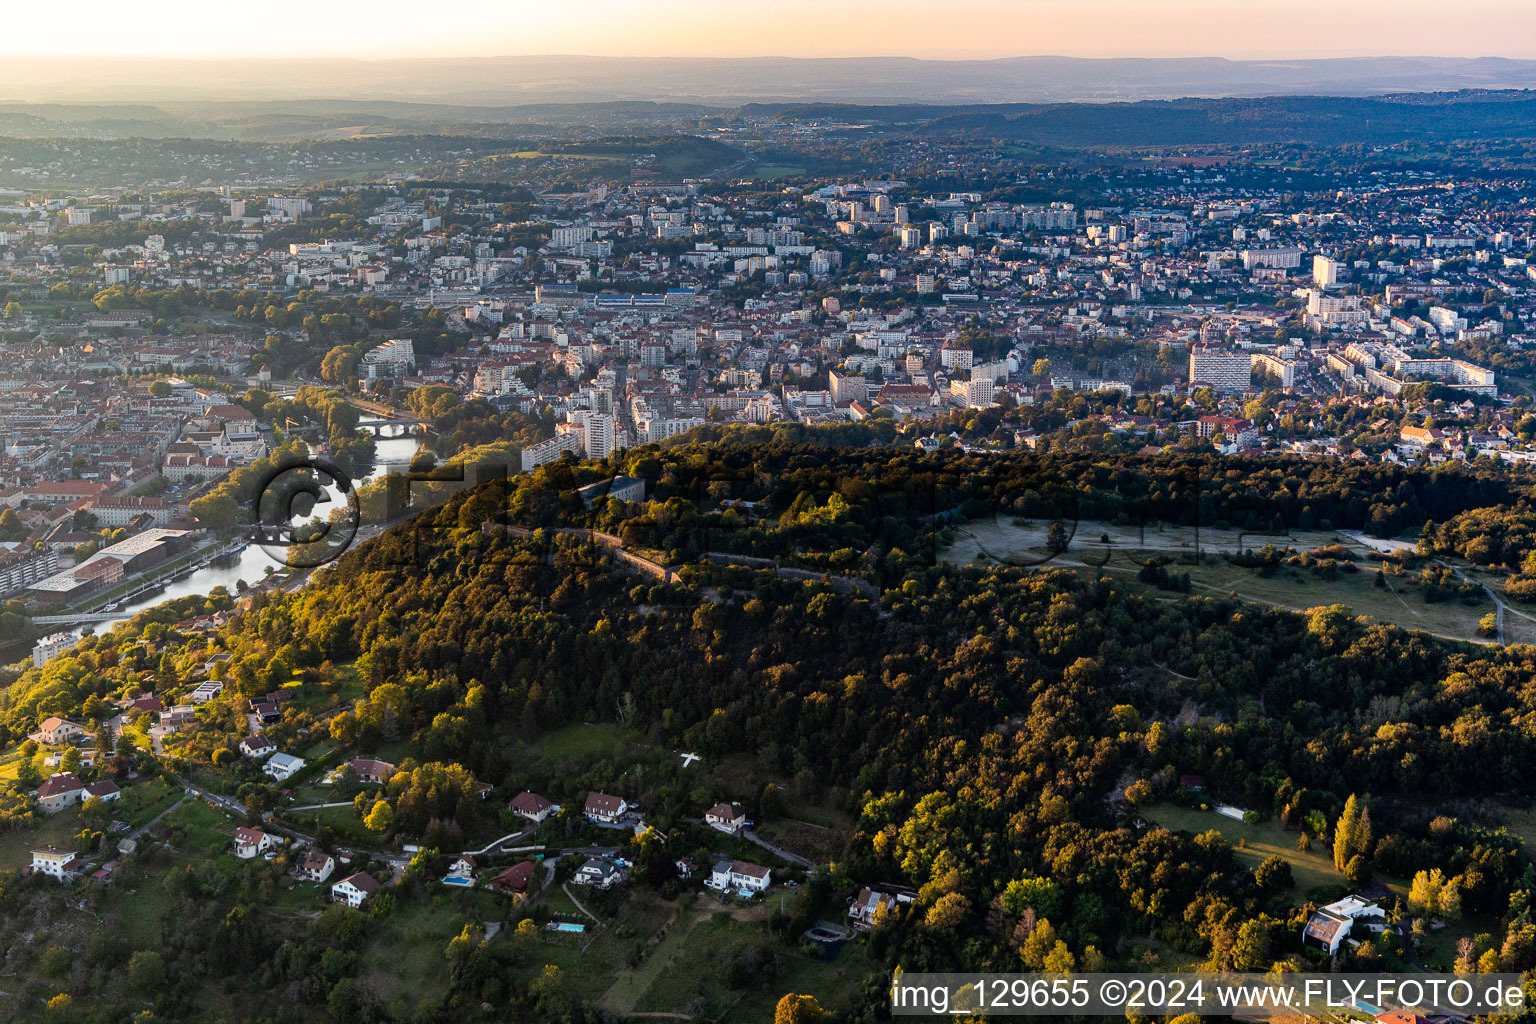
[1142,802,1343,898]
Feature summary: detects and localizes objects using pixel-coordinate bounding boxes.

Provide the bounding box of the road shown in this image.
[461,827,536,857]
[165,771,418,869]
[118,794,188,849]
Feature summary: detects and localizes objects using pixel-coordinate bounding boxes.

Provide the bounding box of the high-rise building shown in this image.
[577,412,615,459]
[1241,247,1302,270]
[829,371,868,405]
[1188,348,1253,393]
[1313,254,1339,288]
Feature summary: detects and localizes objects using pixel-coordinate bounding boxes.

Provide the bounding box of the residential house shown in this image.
[188,680,224,704]
[704,802,747,834]
[848,887,900,929]
[488,859,536,898]
[572,857,621,888]
[293,850,335,883]
[124,696,164,716]
[347,758,397,785]
[509,791,560,823]
[234,827,276,859]
[1302,895,1383,955]
[239,734,275,759]
[31,846,87,882]
[84,780,121,804]
[446,855,476,880]
[583,791,628,824]
[160,706,195,732]
[332,871,380,908]
[35,772,86,813]
[263,752,305,782]
[38,716,86,745]
[709,859,772,893]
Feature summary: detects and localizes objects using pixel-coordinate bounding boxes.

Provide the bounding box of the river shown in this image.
[83,437,423,635]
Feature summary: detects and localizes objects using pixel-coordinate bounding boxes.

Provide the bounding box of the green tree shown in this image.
[1253,855,1293,893]
[128,950,165,994]
[1344,854,1371,889]
[0,508,25,542]
[1334,793,1365,870]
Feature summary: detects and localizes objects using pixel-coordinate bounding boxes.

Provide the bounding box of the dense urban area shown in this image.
[6,92,1536,1024]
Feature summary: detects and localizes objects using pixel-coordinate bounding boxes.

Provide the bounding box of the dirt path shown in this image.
[562,882,600,923]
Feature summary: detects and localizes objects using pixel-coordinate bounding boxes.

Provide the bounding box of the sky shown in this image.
[6,0,1536,60]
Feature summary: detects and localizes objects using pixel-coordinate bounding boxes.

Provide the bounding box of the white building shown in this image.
[263,752,306,782]
[31,847,85,882]
[704,803,747,834]
[1188,349,1253,393]
[520,431,582,472]
[1313,254,1339,287]
[708,859,772,892]
[508,791,560,823]
[234,827,276,859]
[32,633,75,667]
[189,680,224,704]
[331,871,380,908]
[360,338,415,380]
[1242,247,1302,270]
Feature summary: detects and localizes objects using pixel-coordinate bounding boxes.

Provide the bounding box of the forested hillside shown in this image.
[4,444,1536,1021]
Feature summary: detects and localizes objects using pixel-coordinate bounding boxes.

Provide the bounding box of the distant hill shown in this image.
[8,54,1536,106]
[4,89,1536,148]
[737,91,1536,147]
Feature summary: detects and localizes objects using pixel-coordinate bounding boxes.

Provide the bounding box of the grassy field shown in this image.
[116,777,184,827]
[0,805,85,870]
[357,886,508,1011]
[532,723,636,762]
[949,519,1500,645]
[753,164,806,179]
[0,742,29,781]
[0,777,182,871]
[1142,802,1346,899]
[163,798,240,856]
[616,893,867,1020]
[289,803,373,843]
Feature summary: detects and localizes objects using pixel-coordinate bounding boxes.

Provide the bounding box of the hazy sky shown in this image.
[7,0,1536,59]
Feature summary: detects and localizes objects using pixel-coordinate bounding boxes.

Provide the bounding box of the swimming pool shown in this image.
[548,922,586,933]
[440,876,474,887]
